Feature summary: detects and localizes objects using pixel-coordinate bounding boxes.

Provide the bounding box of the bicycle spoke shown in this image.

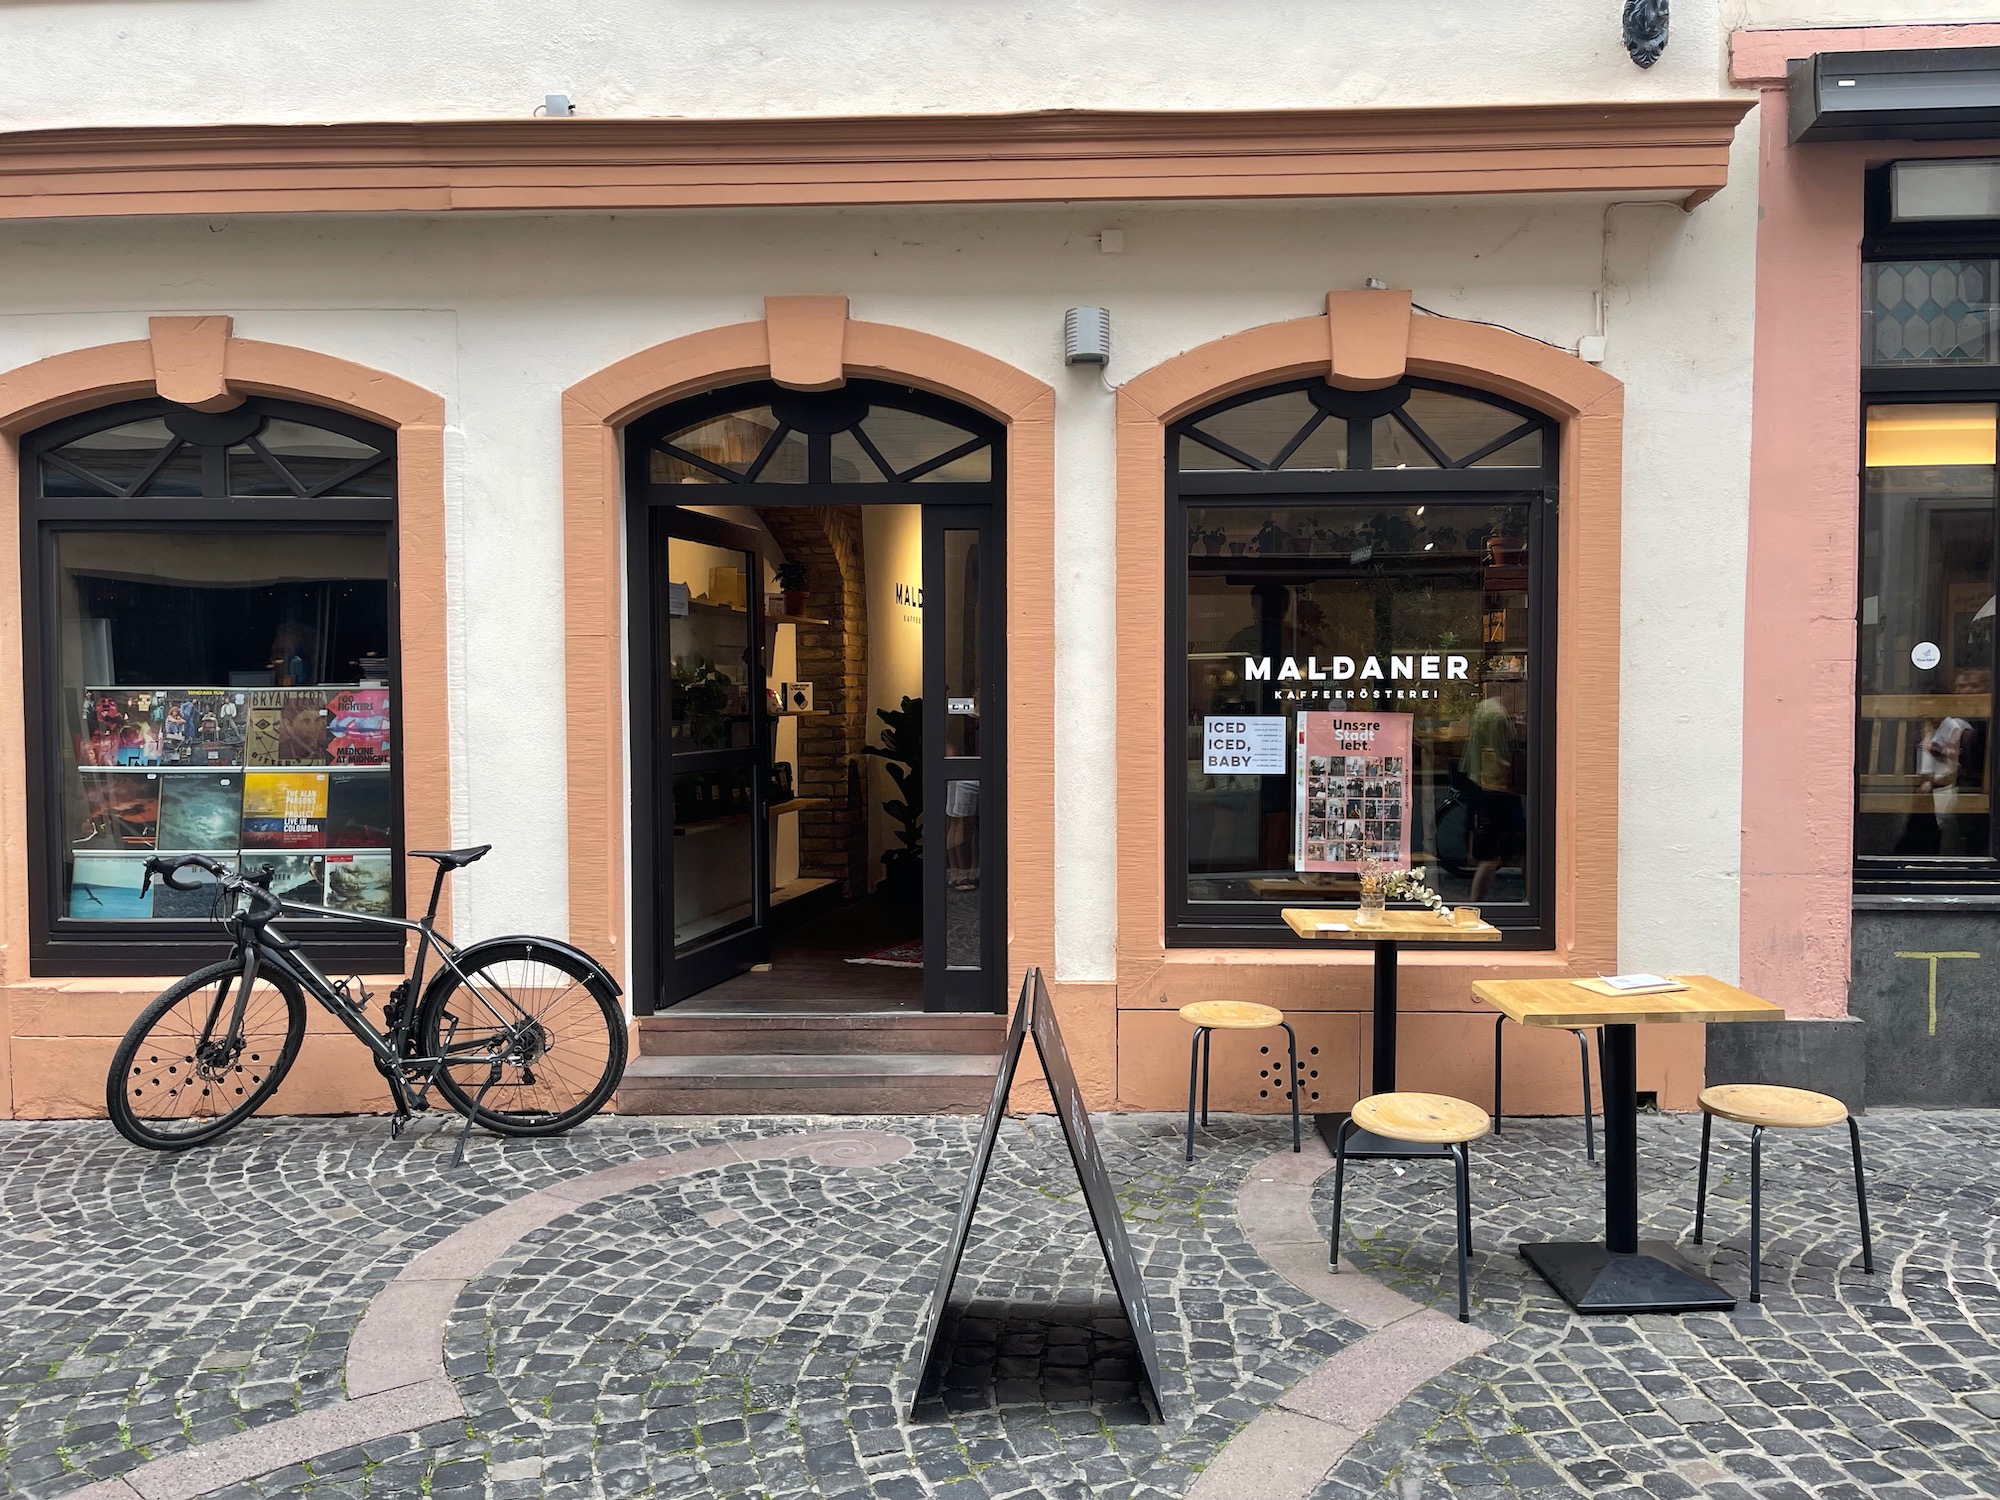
[430,958,614,1124]
[121,978,294,1140]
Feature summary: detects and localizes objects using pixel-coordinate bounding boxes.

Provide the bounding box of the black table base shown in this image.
[1520,1240,1736,1314]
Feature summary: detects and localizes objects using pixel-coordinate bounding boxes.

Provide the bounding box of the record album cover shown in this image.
[278,691,330,765]
[80,689,162,767]
[323,852,393,916]
[241,771,329,849]
[75,772,160,850]
[325,689,391,766]
[69,853,153,920]
[325,770,394,848]
[156,773,242,851]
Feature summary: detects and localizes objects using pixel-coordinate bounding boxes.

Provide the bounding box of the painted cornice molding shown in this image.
[0,100,1752,221]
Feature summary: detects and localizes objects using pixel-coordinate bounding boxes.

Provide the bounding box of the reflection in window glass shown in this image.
[1182,503,1534,916]
[1857,402,1998,862]
[57,531,395,921]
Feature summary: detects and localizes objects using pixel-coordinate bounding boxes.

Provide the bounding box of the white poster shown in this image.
[1203,716,1287,775]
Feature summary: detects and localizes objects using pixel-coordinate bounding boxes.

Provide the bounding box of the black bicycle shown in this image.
[107,847,626,1162]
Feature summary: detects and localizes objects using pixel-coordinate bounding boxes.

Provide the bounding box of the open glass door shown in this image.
[655,508,770,1002]
[923,505,1004,1011]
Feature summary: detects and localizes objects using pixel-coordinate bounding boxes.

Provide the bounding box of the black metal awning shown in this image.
[1789,46,2000,144]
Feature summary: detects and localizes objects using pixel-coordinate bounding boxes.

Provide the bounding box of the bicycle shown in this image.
[107,846,627,1165]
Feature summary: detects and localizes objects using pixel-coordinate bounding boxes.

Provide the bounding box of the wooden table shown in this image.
[1473,974,1784,1315]
[1283,907,1502,1157]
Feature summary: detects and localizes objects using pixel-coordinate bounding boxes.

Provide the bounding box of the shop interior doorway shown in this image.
[626,381,1005,1017]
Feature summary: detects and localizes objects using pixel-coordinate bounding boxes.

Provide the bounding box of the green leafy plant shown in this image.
[671,655,733,748]
[863,695,923,899]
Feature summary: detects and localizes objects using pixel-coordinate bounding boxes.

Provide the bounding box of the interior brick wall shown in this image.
[761,505,870,897]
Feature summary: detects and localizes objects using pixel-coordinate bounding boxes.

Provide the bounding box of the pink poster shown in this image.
[1295,711,1413,872]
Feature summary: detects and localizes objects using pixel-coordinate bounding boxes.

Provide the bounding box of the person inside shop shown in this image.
[1921,666,1991,856]
[1465,685,1524,901]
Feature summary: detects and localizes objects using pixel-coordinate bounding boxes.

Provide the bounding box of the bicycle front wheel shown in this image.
[107,960,307,1150]
[416,941,625,1137]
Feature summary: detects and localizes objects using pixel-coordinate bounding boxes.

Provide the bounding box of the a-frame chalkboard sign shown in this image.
[907,967,1167,1421]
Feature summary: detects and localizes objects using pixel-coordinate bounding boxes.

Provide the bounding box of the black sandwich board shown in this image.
[907,967,1167,1421]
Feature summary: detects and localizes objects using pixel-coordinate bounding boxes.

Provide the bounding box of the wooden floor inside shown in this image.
[675,896,923,1016]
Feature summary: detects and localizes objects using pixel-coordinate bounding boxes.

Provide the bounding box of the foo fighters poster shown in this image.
[1295,711,1413,872]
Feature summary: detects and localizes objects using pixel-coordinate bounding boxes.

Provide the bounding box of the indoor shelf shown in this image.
[767,797,830,816]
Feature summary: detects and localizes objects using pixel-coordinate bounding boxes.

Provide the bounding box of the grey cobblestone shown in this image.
[0,1112,1355,1498]
[1309,1108,2000,1499]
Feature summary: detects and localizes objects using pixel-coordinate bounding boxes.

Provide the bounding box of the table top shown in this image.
[1472,974,1785,1027]
[1281,907,1503,943]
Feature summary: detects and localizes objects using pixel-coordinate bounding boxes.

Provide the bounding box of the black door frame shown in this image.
[644,506,773,1003]
[622,380,1008,1016]
[922,504,1008,1011]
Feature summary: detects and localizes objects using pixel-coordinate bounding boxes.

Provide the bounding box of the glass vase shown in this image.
[1356,873,1387,926]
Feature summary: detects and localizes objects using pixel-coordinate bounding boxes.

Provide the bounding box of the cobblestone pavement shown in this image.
[3,1108,1998,1499]
[1310,1108,2000,1500]
[0,1112,1355,1499]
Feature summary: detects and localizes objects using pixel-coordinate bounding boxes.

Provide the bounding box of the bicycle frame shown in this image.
[197,860,530,1104]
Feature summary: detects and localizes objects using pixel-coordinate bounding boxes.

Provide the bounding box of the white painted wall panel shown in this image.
[0,0,1726,132]
[0,183,1756,985]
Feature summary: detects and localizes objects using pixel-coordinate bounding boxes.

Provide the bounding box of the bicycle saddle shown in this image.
[411,845,492,870]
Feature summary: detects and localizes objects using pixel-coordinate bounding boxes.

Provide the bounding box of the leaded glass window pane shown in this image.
[1864,260,2000,366]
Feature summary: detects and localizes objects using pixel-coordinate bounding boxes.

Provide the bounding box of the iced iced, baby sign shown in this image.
[1203,716,1287,774]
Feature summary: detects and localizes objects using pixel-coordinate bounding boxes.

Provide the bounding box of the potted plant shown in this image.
[776,560,811,617]
[862,696,923,903]
[1355,859,1446,926]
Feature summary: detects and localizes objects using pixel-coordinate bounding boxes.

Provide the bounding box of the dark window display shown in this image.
[23,398,401,973]
[1168,378,1555,944]
[1856,402,1998,872]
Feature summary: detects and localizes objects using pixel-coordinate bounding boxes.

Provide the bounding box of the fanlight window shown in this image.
[647,388,994,486]
[1177,380,1544,473]
[39,406,393,501]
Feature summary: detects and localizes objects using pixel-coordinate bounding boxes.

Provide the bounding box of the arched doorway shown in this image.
[624,379,1006,1015]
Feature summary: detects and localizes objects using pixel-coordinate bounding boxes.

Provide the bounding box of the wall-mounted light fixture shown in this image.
[1622,0,1668,68]
[1065,306,1112,366]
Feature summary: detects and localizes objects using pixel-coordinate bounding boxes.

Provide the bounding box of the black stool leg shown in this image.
[1329,1118,1355,1267]
[1574,1029,1597,1163]
[1184,1028,1204,1164]
[1199,1027,1213,1127]
[1749,1124,1765,1304]
[1492,1014,1505,1135]
[1693,1110,1713,1243]
[1279,1021,1301,1152]
[1849,1116,1875,1274]
[1451,1141,1472,1323]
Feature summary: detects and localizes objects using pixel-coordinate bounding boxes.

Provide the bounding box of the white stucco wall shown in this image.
[0,0,1730,133]
[1729,1,2000,25]
[0,174,1757,986]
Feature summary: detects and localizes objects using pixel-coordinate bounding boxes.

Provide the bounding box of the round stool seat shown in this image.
[1699,1084,1846,1129]
[1352,1091,1490,1145]
[1179,1000,1286,1030]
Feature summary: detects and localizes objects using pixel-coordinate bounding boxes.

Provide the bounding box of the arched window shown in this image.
[1168,377,1557,945]
[629,379,998,489]
[22,397,403,973]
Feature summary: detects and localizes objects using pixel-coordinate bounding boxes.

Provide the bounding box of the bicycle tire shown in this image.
[107,959,307,1150]
[415,939,625,1137]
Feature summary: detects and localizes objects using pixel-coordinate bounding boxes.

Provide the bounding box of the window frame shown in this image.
[1165,375,1560,948]
[20,396,406,976]
[1856,163,2000,893]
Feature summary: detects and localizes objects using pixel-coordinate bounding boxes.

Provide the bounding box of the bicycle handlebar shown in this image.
[142,854,284,921]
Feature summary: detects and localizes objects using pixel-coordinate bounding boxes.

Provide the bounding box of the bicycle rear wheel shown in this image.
[107,960,307,1149]
[416,941,625,1136]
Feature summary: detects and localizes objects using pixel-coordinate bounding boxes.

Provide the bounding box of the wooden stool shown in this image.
[1693,1083,1875,1304]
[1178,1001,1301,1163]
[1492,1017,1602,1161]
[1329,1092,1491,1322]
